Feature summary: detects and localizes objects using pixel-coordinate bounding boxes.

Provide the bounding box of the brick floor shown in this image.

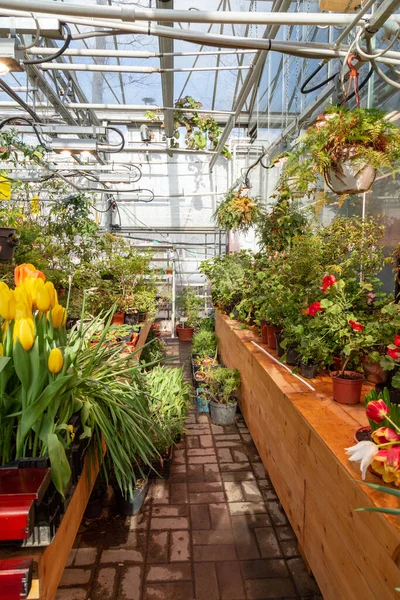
[56,339,322,600]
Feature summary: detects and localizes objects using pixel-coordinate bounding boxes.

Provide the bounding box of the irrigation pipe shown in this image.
[251,341,316,392]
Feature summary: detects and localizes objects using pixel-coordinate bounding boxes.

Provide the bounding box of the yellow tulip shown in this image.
[48,347,63,374]
[0,342,3,356]
[45,281,58,308]
[51,304,67,328]
[0,282,8,295]
[1,321,8,340]
[0,288,16,320]
[13,318,35,351]
[23,277,40,307]
[36,280,51,312]
[14,263,45,287]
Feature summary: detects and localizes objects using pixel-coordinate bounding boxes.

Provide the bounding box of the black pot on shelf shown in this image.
[275,332,285,358]
[0,227,19,261]
[114,479,149,516]
[125,312,139,325]
[300,361,318,379]
[138,312,147,323]
[286,346,300,366]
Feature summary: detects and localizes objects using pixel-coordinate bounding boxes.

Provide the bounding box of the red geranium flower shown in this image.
[349,320,364,331]
[306,301,323,317]
[394,334,400,347]
[320,274,337,293]
[387,347,400,360]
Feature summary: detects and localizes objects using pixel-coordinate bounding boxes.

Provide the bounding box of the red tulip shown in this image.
[371,427,400,445]
[349,320,363,331]
[387,347,400,360]
[366,399,389,424]
[320,274,337,293]
[394,335,400,347]
[14,263,45,287]
[306,301,323,317]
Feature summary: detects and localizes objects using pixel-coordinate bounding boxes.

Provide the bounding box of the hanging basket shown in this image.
[324,152,376,196]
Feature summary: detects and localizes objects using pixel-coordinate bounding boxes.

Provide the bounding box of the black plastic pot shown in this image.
[125,312,139,325]
[0,227,19,261]
[275,332,285,358]
[138,312,147,323]
[114,480,149,516]
[286,347,300,366]
[300,362,318,379]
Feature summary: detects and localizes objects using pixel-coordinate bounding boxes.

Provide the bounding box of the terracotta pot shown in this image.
[362,357,388,384]
[331,371,365,405]
[260,321,269,345]
[0,227,19,261]
[177,325,194,342]
[354,426,372,444]
[267,325,281,350]
[111,312,125,325]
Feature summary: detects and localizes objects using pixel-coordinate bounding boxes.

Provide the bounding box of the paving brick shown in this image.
[215,440,243,448]
[204,463,222,482]
[200,435,213,448]
[192,530,234,545]
[170,483,188,504]
[66,549,77,568]
[276,525,296,541]
[151,480,170,505]
[241,481,263,502]
[194,562,219,600]
[152,505,189,517]
[231,449,249,463]
[214,434,241,441]
[189,491,225,504]
[129,510,150,530]
[104,530,147,552]
[244,577,297,599]
[150,517,189,530]
[187,436,200,449]
[220,463,251,472]
[286,558,321,597]
[91,567,116,600]
[216,561,246,599]
[228,502,267,516]
[60,569,91,587]
[170,464,187,475]
[257,479,272,489]
[173,449,186,465]
[190,504,211,530]
[170,530,191,561]
[55,589,87,600]
[190,455,218,464]
[209,503,231,530]
[186,423,210,431]
[146,563,192,581]
[280,539,301,558]
[119,566,143,600]
[147,532,169,564]
[217,448,234,462]
[231,514,271,529]
[74,547,97,566]
[211,424,225,434]
[143,582,194,600]
[267,501,289,526]
[262,489,278,502]
[254,528,282,559]
[188,481,223,492]
[252,463,268,479]
[232,526,260,560]
[187,448,216,457]
[224,481,244,502]
[221,471,255,482]
[193,544,237,562]
[240,559,289,580]
[187,463,204,481]
[101,548,144,563]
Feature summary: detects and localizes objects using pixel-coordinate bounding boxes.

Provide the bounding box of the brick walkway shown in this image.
[56,339,322,600]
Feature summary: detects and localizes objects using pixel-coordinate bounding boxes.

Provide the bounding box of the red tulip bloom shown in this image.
[394,335,400,347]
[366,399,390,424]
[387,347,400,360]
[349,320,364,331]
[306,302,323,317]
[320,274,337,293]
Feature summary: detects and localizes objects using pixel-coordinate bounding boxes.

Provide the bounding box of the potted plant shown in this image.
[207,367,241,426]
[279,105,400,198]
[213,189,262,233]
[176,287,202,341]
[191,330,218,362]
[114,475,149,516]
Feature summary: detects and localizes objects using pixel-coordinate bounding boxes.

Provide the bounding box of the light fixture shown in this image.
[51,139,97,153]
[0,39,24,75]
[60,150,72,157]
[80,150,92,158]
[140,124,151,143]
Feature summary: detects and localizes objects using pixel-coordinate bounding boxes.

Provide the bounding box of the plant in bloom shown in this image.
[320,274,337,293]
[48,348,64,374]
[394,334,400,347]
[366,399,390,423]
[306,301,323,317]
[346,441,380,479]
[348,319,364,331]
[387,347,400,360]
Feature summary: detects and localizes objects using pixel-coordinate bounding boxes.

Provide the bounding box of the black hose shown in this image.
[301,60,373,101]
[23,23,72,65]
[98,126,126,153]
[0,116,50,149]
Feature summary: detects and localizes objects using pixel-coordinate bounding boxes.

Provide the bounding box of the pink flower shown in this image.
[306,302,323,317]
[367,292,376,305]
[387,347,400,360]
[394,335,400,347]
[320,274,337,293]
[366,399,390,424]
[349,320,364,331]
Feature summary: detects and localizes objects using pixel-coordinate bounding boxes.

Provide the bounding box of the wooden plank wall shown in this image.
[216,311,400,600]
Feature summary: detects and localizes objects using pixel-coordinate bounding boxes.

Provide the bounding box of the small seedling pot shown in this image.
[300,362,318,379]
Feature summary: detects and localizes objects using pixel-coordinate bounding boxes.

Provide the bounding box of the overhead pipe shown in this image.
[38,63,251,73]
[1,0,400,26]
[26,48,257,58]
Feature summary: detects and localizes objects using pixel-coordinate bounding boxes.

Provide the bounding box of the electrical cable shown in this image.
[18,12,41,50]
[98,126,126,153]
[0,116,50,149]
[365,37,400,89]
[23,23,72,65]
[356,26,400,60]
[301,57,372,101]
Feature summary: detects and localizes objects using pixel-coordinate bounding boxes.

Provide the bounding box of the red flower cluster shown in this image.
[386,335,400,360]
[306,301,323,317]
[320,274,337,293]
[394,335,400,347]
[349,320,364,331]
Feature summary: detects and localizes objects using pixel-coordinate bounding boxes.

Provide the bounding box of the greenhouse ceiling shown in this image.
[0,0,399,170]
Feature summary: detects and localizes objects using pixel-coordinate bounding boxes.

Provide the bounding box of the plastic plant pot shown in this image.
[209,400,237,426]
[354,426,372,444]
[275,332,285,357]
[114,479,149,516]
[111,312,125,325]
[260,321,269,344]
[286,347,300,366]
[197,395,210,413]
[300,362,318,379]
[267,325,281,350]
[331,371,365,405]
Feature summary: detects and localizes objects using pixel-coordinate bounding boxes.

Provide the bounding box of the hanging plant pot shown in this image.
[331,371,364,405]
[176,325,194,342]
[324,150,376,195]
[0,227,20,261]
[361,356,388,384]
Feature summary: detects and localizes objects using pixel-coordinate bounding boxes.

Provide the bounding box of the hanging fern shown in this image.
[214,190,262,232]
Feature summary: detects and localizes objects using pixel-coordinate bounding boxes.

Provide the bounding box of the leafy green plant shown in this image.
[177,287,202,327]
[192,330,218,358]
[257,192,310,253]
[214,190,262,233]
[207,367,241,405]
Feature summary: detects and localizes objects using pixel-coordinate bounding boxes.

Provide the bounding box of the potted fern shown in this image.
[280,105,400,197]
[214,189,262,232]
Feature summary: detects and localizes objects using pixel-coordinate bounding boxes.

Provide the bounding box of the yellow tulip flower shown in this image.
[48,347,63,374]
[0,282,8,295]
[45,281,58,308]
[51,304,67,328]
[13,318,35,351]
[0,342,3,356]
[36,280,51,312]
[0,288,16,321]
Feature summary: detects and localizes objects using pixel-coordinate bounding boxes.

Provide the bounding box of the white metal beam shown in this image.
[156,0,174,140]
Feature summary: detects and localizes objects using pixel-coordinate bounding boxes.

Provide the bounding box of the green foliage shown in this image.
[214,191,262,233]
[257,194,310,253]
[177,287,203,326]
[192,330,218,358]
[207,367,241,404]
